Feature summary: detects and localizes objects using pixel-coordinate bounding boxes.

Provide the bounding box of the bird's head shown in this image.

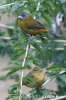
[32,67,42,73]
[18,12,29,20]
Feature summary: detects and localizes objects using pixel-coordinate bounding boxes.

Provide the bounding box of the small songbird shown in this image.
[23,67,45,88]
[18,12,48,35]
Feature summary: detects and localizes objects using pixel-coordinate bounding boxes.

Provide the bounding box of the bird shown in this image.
[22,67,45,88]
[18,12,48,36]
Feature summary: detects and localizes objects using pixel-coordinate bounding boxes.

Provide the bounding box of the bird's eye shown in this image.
[33,68,38,71]
[34,69,38,71]
[22,14,25,17]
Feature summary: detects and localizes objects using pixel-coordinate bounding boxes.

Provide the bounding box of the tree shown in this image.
[0,0,66,100]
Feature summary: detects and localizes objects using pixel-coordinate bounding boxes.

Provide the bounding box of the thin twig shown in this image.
[36,2,40,11]
[51,95,66,100]
[42,76,55,86]
[33,1,40,19]
[0,1,28,9]
[42,70,65,87]
[19,43,29,100]
[0,36,11,40]
[54,39,66,43]
[0,24,14,29]
[0,3,16,9]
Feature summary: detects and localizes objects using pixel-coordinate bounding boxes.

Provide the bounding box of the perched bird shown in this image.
[18,12,48,35]
[23,67,45,88]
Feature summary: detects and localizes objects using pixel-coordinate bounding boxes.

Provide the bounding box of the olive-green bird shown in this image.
[23,67,45,88]
[18,12,48,36]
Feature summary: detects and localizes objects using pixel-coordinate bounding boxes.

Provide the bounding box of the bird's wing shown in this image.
[25,21,46,30]
[23,74,35,86]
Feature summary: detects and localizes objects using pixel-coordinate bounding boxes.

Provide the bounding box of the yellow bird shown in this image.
[23,67,45,88]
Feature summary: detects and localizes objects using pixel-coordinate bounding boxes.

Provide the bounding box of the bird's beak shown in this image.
[18,16,23,19]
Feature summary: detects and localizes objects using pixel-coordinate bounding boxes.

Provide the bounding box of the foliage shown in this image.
[0,0,66,100]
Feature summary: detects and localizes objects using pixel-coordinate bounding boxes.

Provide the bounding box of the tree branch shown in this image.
[19,43,30,100]
[0,36,11,40]
[36,2,40,11]
[0,3,16,9]
[0,24,14,29]
[42,70,65,87]
[51,95,66,100]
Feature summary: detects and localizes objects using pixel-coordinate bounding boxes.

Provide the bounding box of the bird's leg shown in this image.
[27,34,33,49]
